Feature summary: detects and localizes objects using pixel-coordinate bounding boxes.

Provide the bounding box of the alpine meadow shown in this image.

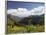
[6,1,45,34]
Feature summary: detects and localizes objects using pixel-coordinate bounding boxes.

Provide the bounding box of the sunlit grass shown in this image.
[7,24,44,33]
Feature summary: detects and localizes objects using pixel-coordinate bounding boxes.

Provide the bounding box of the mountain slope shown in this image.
[7,14,44,25]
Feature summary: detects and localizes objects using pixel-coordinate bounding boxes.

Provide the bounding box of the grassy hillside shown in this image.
[7,14,45,34]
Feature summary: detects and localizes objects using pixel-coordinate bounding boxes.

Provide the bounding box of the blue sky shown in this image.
[7,1,45,18]
[7,1,45,9]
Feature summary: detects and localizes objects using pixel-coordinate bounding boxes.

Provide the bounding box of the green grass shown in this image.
[7,15,44,33]
[7,24,44,34]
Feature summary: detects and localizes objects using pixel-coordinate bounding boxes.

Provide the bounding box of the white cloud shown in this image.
[7,6,45,18]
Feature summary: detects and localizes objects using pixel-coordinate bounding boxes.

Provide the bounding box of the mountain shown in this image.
[7,14,23,22]
[7,14,44,25]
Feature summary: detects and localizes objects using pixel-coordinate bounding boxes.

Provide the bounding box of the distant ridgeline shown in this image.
[7,14,44,26]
